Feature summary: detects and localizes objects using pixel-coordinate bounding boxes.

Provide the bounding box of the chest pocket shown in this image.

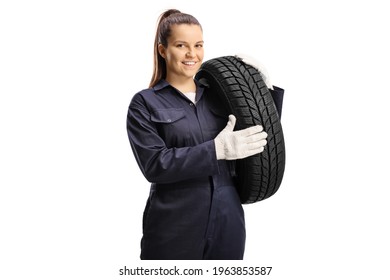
[151,108,190,148]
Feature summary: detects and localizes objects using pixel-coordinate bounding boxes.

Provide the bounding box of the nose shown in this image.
[186,48,195,57]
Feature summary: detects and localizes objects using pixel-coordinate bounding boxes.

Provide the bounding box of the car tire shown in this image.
[195,56,286,204]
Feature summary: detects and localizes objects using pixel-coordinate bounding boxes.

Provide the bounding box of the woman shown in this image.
[127,9,284,260]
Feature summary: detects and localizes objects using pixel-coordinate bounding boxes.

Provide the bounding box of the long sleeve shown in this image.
[127,94,220,184]
[270,86,284,119]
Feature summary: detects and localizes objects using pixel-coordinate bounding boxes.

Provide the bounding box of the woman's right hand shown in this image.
[214,115,267,160]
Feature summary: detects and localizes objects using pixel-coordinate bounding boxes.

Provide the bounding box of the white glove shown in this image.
[214,115,267,160]
[235,53,273,89]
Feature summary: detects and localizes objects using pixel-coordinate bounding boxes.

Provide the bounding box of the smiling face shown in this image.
[158,24,204,86]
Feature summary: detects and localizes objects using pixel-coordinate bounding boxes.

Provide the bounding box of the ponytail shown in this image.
[149,9,202,88]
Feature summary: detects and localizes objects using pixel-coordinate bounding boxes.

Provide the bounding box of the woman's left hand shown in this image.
[235,53,273,90]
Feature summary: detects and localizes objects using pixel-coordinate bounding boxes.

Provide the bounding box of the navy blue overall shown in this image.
[127,79,283,260]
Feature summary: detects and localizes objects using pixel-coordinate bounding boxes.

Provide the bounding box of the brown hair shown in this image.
[149,9,202,88]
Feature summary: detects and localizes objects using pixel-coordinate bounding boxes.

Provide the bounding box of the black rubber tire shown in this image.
[195,56,285,204]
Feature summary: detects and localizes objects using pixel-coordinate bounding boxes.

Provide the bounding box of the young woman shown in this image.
[126,9,284,260]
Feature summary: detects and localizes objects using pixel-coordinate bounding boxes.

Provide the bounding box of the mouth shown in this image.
[182,61,197,66]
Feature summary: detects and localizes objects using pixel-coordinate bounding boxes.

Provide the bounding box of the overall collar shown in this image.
[152,79,208,103]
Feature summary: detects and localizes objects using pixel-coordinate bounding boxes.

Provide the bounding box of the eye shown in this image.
[176,44,185,48]
[195,44,203,48]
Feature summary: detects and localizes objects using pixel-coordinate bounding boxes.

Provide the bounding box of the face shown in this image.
[159,24,204,83]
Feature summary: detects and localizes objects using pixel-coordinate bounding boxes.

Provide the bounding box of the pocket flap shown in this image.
[151,109,185,123]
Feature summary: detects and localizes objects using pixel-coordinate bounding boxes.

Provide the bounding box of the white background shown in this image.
[1,0,389,279]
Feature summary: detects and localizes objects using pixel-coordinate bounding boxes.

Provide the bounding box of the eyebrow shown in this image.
[174,40,204,44]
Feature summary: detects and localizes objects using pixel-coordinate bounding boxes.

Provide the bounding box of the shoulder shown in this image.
[129,87,155,108]
[131,79,176,104]
[131,87,153,100]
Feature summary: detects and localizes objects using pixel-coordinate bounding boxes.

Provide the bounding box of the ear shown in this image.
[158,44,166,59]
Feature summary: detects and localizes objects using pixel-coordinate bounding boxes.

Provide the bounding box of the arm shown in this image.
[269,86,284,119]
[126,96,220,184]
